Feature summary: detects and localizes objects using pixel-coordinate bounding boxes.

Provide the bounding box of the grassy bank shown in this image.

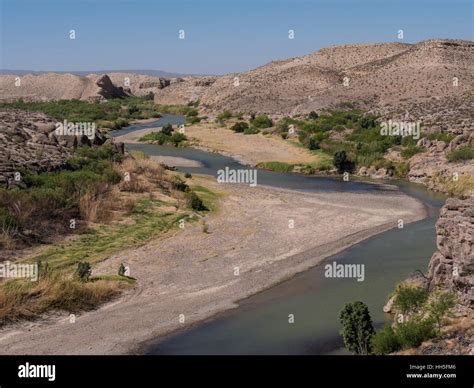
[0,144,218,326]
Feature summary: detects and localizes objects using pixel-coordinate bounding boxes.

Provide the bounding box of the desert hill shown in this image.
[1,39,472,127]
[152,39,472,119]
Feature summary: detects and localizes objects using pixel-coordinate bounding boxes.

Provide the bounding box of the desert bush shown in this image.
[170,132,187,146]
[161,123,173,136]
[243,126,260,135]
[308,136,320,150]
[427,291,456,334]
[447,146,474,162]
[139,128,187,146]
[217,110,233,122]
[427,132,455,143]
[118,263,126,277]
[396,318,436,348]
[231,122,249,133]
[186,191,207,211]
[251,115,273,129]
[333,150,354,173]
[371,324,401,355]
[75,262,92,282]
[171,176,189,192]
[401,146,423,159]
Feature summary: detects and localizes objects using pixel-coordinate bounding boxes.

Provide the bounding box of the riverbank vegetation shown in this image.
[209,108,433,178]
[0,96,161,132]
[0,142,215,325]
[339,285,457,355]
[139,123,188,146]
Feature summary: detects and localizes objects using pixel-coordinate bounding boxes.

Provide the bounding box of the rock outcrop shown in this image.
[0,73,129,102]
[427,197,474,309]
[0,109,109,188]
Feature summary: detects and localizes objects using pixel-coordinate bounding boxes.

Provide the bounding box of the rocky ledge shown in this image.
[0,109,123,188]
[428,196,474,309]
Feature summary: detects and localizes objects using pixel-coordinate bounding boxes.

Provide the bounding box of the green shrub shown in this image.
[427,132,455,143]
[139,129,187,146]
[333,150,351,173]
[243,126,260,135]
[171,176,189,192]
[231,122,249,133]
[170,132,187,146]
[396,318,436,348]
[118,263,126,277]
[217,110,233,122]
[401,146,423,159]
[186,116,201,125]
[161,123,173,136]
[308,111,318,120]
[372,324,401,355]
[75,262,92,282]
[308,136,320,150]
[186,108,199,117]
[187,191,207,211]
[447,146,474,162]
[393,162,410,178]
[251,115,273,129]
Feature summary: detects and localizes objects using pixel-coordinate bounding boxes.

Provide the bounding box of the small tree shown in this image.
[308,111,318,120]
[75,262,91,282]
[339,301,375,355]
[161,123,173,136]
[393,285,428,318]
[427,291,456,334]
[333,150,348,173]
[118,263,126,277]
[308,136,320,150]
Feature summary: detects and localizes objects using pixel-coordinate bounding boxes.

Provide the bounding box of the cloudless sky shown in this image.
[0,0,472,74]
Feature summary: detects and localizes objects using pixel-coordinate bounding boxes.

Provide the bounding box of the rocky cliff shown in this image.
[428,196,474,309]
[0,109,112,188]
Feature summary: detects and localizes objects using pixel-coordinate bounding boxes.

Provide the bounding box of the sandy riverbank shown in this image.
[0,175,426,354]
[114,122,323,167]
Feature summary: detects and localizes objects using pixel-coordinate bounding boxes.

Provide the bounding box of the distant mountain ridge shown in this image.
[0,69,206,78]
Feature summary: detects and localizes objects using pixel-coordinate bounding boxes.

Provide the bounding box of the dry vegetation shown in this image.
[0,145,213,326]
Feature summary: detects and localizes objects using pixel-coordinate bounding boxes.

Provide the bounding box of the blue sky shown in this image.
[1,0,472,74]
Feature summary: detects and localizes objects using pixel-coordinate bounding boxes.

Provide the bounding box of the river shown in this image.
[112,116,446,355]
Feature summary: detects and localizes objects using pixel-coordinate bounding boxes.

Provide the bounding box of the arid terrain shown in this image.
[0,37,472,356]
[0,176,425,354]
